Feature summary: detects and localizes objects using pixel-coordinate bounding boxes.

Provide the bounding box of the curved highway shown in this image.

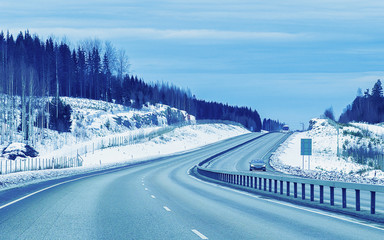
[0,133,383,239]
[204,132,384,215]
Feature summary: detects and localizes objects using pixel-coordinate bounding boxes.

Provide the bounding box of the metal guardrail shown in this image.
[196,166,384,215]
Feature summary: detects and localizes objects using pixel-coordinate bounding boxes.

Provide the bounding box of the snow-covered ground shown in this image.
[37,97,194,157]
[0,95,194,159]
[271,118,384,185]
[0,123,250,190]
[82,123,249,166]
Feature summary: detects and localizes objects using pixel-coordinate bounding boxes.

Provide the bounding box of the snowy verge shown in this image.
[0,123,250,190]
[271,119,384,185]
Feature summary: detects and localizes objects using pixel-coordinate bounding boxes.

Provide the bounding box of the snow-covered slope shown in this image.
[271,118,384,184]
[0,123,250,190]
[82,123,249,166]
[0,96,194,160]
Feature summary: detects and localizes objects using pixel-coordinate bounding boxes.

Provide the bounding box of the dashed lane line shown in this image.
[192,229,208,239]
[163,206,171,212]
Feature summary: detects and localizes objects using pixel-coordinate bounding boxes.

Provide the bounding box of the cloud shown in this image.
[8,27,314,42]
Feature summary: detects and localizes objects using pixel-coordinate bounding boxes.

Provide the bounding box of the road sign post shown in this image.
[301,138,312,170]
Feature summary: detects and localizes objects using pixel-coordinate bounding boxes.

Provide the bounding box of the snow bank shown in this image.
[0,123,249,190]
[82,123,249,166]
[271,119,384,185]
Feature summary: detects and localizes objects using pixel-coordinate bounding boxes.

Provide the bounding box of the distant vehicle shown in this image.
[281,125,289,133]
[249,159,266,171]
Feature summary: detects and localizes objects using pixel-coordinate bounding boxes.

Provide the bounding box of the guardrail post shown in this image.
[310,184,314,201]
[371,191,376,214]
[320,185,324,204]
[274,180,277,193]
[269,179,272,192]
[243,176,246,186]
[247,176,249,187]
[302,184,305,200]
[287,181,290,196]
[259,178,262,190]
[342,188,347,208]
[294,182,297,198]
[280,181,283,195]
[250,177,253,188]
[330,187,335,206]
[237,175,239,185]
[264,178,267,191]
[254,177,257,189]
[355,189,360,211]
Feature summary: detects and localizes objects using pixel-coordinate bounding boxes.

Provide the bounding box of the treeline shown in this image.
[0,31,262,133]
[339,80,384,123]
[262,118,285,131]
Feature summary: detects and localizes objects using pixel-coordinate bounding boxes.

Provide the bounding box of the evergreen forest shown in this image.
[0,31,287,135]
[339,80,384,123]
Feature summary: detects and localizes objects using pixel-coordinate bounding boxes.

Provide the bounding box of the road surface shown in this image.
[0,133,383,239]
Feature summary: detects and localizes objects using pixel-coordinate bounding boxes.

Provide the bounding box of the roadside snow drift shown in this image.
[271,118,384,185]
[0,123,249,190]
[82,123,250,166]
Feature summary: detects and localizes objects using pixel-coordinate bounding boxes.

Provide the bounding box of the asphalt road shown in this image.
[0,133,383,239]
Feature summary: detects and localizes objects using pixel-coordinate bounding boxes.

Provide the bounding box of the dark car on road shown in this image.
[249,159,266,171]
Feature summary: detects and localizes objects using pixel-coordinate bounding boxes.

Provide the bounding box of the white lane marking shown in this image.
[142,183,145,186]
[0,168,124,210]
[163,206,171,212]
[188,167,384,232]
[192,229,208,239]
[151,195,156,199]
[145,188,148,191]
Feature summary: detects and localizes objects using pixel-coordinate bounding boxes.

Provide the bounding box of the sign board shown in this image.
[301,139,312,156]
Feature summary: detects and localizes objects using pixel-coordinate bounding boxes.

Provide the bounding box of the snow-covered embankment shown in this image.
[271,119,384,185]
[0,123,250,190]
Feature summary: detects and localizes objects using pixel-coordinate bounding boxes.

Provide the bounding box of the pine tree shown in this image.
[372,79,383,98]
[48,97,72,132]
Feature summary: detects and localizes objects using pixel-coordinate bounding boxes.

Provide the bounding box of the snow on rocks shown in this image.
[271,118,384,185]
[2,143,39,160]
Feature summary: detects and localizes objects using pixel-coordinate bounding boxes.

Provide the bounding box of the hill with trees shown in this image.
[339,80,384,123]
[0,30,274,143]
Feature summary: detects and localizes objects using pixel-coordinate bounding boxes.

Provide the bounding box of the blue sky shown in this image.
[2,0,384,129]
